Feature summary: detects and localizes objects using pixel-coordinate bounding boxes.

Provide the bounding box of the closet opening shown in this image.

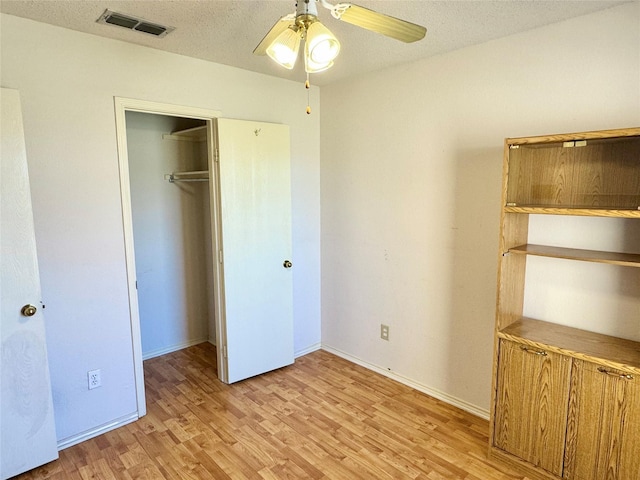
[115,97,295,418]
[125,112,216,363]
[115,97,225,417]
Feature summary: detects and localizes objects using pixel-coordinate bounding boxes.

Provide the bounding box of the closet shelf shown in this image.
[162,125,207,142]
[508,244,640,267]
[165,170,209,183]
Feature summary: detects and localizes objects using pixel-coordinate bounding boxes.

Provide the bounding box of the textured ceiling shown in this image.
[0,0,630,86]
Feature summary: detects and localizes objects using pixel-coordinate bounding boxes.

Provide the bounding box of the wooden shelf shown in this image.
[498,318,640,373]
[504,206,640,218]
[509,244,640,267]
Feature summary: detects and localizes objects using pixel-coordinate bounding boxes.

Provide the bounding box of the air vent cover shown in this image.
[97,9,174,37]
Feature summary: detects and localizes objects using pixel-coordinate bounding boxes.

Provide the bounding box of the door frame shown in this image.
[113,97,225,417]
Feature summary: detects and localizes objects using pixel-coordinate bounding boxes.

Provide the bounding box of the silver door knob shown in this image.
[21,304,37,317]
[283,260,292,268]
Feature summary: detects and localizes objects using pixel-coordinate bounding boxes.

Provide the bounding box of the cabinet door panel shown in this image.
[493,340,571,475]
[564,360,640,480]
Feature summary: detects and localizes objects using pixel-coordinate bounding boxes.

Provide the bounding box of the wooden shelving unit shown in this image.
[489,127,640,480]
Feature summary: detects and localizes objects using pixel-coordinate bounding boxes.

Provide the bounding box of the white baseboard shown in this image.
[321,344,490,420]
[295,342,321,358]
[142,337,209,360]
[57,412,139,450]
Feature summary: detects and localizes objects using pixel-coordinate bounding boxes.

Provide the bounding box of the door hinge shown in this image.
[214,149,220,162]
[218,250,223,264]
[563,140,588,148]
[223,345,228,358]
[135,280,138,290]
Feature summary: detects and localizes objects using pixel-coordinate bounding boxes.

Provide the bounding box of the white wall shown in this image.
[0,14,321,444]
[126,112,213,358]
[320,2,640,415]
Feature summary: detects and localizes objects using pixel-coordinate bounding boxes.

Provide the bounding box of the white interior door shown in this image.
[214,119,294,383]
[1,88,58,479]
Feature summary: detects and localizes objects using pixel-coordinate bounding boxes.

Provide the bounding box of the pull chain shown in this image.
[305,73,311,114]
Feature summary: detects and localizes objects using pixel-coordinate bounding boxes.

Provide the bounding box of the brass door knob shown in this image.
[21,304,37,317]
[283,260,293,268]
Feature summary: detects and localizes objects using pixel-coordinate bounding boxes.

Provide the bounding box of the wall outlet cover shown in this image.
[88,369,101,389]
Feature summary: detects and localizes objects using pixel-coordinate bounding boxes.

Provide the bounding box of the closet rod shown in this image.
[169,177,209,183]
[165,170,209,183]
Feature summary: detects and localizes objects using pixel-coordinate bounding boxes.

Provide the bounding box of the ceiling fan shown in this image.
[253,0,427,74]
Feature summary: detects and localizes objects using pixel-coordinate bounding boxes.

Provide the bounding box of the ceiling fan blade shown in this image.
[334,3,426,43]
[253,14,296,56]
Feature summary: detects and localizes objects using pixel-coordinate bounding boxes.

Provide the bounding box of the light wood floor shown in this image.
[16,344,529,479]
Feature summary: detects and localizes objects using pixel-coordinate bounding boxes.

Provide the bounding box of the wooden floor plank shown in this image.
[13,343,530,479]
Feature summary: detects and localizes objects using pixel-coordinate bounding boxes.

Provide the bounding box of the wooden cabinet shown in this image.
[564,360,640,480]
[488,127,640,480]
[494,340,571,476]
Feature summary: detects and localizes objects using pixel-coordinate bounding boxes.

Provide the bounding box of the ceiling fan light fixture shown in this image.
[304,55,333,73]
[305,21,340,64]
[256,0,426,72]
[255,1,426,113]
[266,25,302,69]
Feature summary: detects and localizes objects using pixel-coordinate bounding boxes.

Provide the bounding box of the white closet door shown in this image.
[1,88,58,479]
[216,119,294,383]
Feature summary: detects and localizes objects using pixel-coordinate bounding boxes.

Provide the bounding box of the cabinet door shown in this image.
[564,360,640,480]
[493,339,571,476]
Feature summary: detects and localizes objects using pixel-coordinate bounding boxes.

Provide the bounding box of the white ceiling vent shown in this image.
[96,9,174,37]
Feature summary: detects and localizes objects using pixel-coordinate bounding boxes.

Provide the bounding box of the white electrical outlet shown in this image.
[381,324,390,341]
[88,369,101,390]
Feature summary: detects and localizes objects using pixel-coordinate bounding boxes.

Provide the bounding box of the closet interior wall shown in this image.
[126,112,215,359]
